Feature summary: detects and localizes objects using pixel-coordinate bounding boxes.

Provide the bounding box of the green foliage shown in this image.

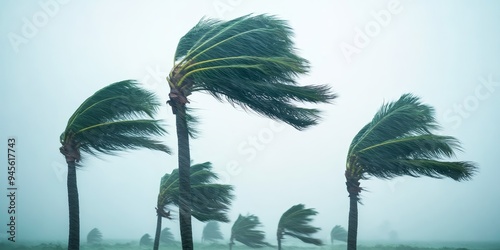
[87,228,103,245]
[330,225,347,244]
[202,221,224,243]
[230,214,270,248]
[277,204,322,246]
[168,14,337,130]
[347,93,477,181]
[157,162,234,222]
[160,227,175,244]
[60,80,170,159]
[139,233,153,247]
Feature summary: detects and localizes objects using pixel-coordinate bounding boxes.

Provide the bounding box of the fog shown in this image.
[1,0,499,245]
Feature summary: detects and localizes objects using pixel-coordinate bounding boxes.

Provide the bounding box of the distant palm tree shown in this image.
[59,80,170,250]
[140,233,153,247]
[345,93,478,250]
[229,214,270,250]
[330,225,347,245]
[153,162,234,250]
[202,221,224,243]
[167,14,337,249]
[276,204,322,249]
[86,228,102,245]
[160,227,175,245]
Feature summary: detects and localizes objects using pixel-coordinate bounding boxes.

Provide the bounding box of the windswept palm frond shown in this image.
[140,234,153,247]
[157,162,234,222]
[169,14,337,130]
[347,93,477,181]
[330,225,347,244]
[277,204,322,248]
[60,80,170,159]
[86,228,102,245]
[202,221,224,243]
[160,227,175,244]
[230,214,270,248]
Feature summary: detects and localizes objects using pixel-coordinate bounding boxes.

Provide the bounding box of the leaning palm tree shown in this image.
[86,228,102,245]
[229,214,270,250]
[330,225,347,245]
[166,14,337,249]
[140,233,153,248]
[59,80,170,250]
[153,162,234,250]
[276,204,322,249]
[345,93,477,250]
[202,221,224,243]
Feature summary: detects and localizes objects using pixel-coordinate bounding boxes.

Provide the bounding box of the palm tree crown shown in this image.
[168,14,337,129]
[60,80,170,160]
[277,204,322,249]
[230,214,270,249]
[202,221,224,243]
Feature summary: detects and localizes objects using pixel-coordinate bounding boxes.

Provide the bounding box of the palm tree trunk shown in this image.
[277,237,282,250]
[153,215,162,250]
[347,194,358,250]
[176,104,193,250]
[67,161,79,250]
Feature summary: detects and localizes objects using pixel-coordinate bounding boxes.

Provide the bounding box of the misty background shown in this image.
[1,0,499,245]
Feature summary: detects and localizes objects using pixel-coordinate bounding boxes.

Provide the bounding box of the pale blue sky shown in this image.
[1,0,499,245]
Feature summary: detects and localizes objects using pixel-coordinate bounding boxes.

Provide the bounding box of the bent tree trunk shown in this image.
[176,104,193,249]
[67,161,80,250]
[153,215,162,250]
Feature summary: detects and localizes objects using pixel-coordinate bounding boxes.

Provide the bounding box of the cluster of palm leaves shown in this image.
[59,13,477,250]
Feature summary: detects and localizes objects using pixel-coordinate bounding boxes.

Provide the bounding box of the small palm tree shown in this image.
[160,227,175,245]
[229,214,270,249]
[202,221,224,243]
[167,14,337,249]
[86,228,102,245]
[153,162,234,250]
[59,80,170,250]
[276,204,322,249]
[345,93,478,250]
[140,233,153,248]
[330,225,347,245]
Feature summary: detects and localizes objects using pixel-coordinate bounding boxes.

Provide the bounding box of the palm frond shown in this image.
[160,227,175,244]
[347,93,478,181]
[61,80,170,157]
[169,14,336,130]
[156,162,234,222]
[231,214,270,248]
[277,204,322,246]
[140,233,153,246]
[87,228,103,244]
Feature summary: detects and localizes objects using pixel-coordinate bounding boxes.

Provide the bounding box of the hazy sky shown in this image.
[1,0,499,245]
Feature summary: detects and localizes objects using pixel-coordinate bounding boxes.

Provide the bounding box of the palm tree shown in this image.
[59,80,170,250]
[86,228,102,245]
[276,204,322,249]
[229,214,270,250]
[140,233,153,248]
[160,227,176,245]
[166,14,337,249]
[345,93,478,250]
[330,225,347,245]
[153,162,234,250]
[202,221,224,243]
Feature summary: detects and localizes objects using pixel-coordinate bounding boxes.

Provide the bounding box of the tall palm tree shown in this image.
[202,221,224,243]
[330,225,347,245]
[345,93,477,250]
[276,204,322,249]
[59,80,170,250]
[154,162,234,250]
[229,214,270,250]
[167,14,337,249]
